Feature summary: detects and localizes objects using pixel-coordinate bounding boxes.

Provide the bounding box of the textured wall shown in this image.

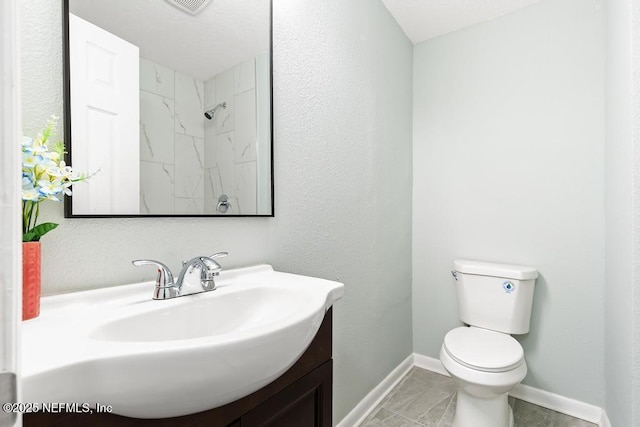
[632,1,640,424]
[1,0,20,382]
[604,0,633,424]
[273,2,413,421]
[412,0,606,406]
[19,0,413,423]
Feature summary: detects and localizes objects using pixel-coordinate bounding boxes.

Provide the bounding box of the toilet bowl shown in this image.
[440,326,527,427]
[441,260,538,427]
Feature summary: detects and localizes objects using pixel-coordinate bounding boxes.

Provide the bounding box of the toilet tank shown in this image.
[453,260,538,335]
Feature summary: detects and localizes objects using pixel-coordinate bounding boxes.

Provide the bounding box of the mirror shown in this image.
[63,0,273,217]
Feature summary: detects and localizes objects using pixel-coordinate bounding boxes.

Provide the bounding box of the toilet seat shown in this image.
[443,327,524,373]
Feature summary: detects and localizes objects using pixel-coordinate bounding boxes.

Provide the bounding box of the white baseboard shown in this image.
[509,382,602,424]
[414,353,606,426]
[336,355,413,427]
[337,353,610,427]
[413,352,449,376]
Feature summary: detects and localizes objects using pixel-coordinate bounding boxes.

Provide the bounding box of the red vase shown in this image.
[22,242,41,321]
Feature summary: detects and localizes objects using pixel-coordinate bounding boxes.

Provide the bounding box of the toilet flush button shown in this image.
[503,281,515,293]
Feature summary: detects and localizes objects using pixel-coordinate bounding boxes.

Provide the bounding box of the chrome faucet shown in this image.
[132,252,228,300]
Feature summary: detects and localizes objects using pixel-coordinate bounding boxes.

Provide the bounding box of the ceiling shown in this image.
[69,0,269,81]
[68,0,544,81]
[380,0,544,45]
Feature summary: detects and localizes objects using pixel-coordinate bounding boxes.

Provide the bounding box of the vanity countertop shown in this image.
[22,265,344,418]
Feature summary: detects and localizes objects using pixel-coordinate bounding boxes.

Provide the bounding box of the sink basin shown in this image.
[22,265,344,418]
[91,286,314,342]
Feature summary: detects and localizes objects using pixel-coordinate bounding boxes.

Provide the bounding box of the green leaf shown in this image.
[22,222,58,242]
[22,232,39,242]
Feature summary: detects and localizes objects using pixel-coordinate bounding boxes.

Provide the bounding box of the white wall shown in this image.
[1,1,21,426]
[632,1,640,423]
[273,3,413,420]
[605,0,640,424]
[604,0,633,424]
[412,0,606,407]
[19,0,413,423]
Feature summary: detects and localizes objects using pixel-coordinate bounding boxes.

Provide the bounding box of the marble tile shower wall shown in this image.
[139,56,259,215]
[204,58,258,215]
[139,57,205,214]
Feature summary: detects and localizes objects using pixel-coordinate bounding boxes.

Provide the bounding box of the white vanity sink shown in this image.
[22,265,344,418]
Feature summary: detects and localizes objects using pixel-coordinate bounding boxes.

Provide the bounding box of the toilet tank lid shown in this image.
[454,260,538,280]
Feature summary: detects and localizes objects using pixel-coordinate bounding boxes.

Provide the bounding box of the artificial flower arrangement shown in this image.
[22,115,87,242]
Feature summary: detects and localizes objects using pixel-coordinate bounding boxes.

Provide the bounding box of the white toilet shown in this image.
[440,259,538,427]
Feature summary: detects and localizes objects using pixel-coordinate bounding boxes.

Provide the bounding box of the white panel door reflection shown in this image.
[70,13,139,214]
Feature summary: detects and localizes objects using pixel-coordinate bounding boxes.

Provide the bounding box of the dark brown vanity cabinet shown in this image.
[24,309,334,427]
[237,360,332,427]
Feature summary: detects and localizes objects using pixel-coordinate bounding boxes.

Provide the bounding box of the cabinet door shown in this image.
[240,361,332,427]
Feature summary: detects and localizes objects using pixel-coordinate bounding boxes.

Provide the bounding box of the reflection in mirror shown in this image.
[64,0,273,217]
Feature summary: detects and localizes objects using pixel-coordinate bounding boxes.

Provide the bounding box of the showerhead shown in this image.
[204,102,227,120]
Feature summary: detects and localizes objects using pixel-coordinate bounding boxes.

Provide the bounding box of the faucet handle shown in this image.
[199,252,228,273]
[200,252,223,273]
[203,252,227,274]
[132,259,175,288]
[181,252,227,267]
[182,252,229,267]
[209,252,228,259]
[197,252,227,291]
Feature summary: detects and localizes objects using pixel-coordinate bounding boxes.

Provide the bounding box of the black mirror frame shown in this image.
[62,0,274,218]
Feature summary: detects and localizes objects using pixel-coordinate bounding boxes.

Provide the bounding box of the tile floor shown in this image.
[360,367,598,427]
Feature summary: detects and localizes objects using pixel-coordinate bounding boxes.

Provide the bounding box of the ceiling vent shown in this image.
[165,0,213,15]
